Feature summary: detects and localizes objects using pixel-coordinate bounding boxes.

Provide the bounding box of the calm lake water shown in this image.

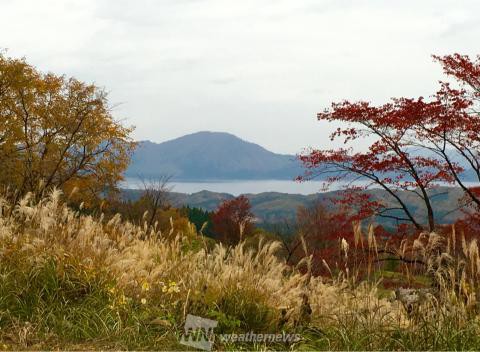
[123,178,480,196]
[123,178,345,196]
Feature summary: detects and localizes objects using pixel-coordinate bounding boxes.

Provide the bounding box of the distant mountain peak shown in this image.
[185,130,238,137]
[164,131,265,147]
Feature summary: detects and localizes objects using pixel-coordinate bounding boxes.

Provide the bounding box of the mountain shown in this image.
[126,131,479,182]
[126,131,304,180]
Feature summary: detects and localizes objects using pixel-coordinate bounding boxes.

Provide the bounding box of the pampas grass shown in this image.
[0,190,479,350]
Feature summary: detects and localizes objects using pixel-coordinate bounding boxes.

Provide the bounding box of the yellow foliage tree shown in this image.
[0,53,135,205]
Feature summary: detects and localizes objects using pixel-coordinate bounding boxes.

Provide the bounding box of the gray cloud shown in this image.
[1,0,480,153]
[210,77,237,85]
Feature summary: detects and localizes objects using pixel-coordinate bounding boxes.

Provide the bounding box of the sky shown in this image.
[2,0,480,154]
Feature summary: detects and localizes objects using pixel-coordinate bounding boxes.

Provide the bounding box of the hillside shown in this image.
[125,131,303,180]
[121,187,466,229]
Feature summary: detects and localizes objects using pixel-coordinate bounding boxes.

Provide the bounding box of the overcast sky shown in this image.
[2,0,480,154]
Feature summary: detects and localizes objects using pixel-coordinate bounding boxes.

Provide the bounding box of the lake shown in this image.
[122,178,346,196]
[122,178,480,196]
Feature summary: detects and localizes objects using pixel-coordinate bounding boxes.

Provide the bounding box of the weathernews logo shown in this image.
[179,314,301,351]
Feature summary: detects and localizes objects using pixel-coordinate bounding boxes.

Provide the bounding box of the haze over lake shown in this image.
[123,178,338,196]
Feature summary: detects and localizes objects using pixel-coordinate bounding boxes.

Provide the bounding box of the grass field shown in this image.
[0,190,479,350]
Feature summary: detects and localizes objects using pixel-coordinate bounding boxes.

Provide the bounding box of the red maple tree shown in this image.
[299,54,480,233]
[212,195,255,245]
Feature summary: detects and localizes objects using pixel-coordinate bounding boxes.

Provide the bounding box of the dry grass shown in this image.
[0,190,478,350]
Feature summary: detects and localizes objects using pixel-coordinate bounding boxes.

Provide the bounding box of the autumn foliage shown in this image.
[299,53,480,234]
[212,195,255,245]
[0,53,135,206]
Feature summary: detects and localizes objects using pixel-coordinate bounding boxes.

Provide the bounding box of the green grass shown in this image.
[1,255,479,350]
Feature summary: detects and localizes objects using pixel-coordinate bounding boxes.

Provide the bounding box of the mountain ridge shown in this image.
[121,187,466,229]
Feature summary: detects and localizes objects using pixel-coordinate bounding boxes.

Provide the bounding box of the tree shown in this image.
[298,54,480,232]
[140,176,173,232]
[183,206,215,238]
[212,195,255,245]
[296,202,335,248]
[0,53,135,205]
[281,202,338,265]
[413,55,480,210]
